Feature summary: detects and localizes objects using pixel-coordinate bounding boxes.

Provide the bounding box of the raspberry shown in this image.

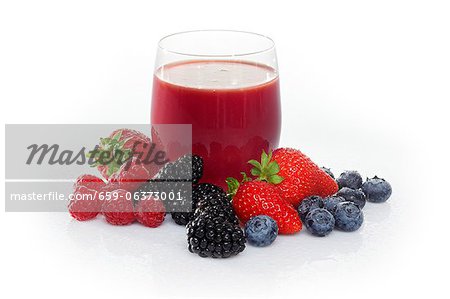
[102,189,135,225]
[109,157,153,192]
[134,196,166,228]
[75,174,105,190]
[68,174,105,221]
[68,186,103,221]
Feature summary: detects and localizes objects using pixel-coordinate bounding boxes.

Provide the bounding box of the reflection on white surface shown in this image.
[59,198,398,297]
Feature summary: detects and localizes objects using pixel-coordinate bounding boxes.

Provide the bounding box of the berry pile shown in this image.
[298,170,392,237]
[68,128,393,259]
[69,175,166,227]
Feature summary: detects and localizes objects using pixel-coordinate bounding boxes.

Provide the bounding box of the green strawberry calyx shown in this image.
[86,130,133,176]
[226,150,284,197]
[248,150,284,184]
[226,172,249,197]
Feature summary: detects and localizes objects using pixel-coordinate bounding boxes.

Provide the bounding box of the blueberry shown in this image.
[362,176,392,203]
[297,195,324,222]
[334,202,364,232]
[336,170,363,189]
[323,195,346,214]
[305,208,335,237]
[244,215,278,247]
[321,167,335,179]
[336,187,366,209]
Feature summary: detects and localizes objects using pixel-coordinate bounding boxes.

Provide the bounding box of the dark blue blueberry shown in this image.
[323,195,346,214]
[305,208,335,237]
[297,195,324,222]
[244,215,278,247]
[334,202,364,232]
[321,167,335,179]
[336,187,366,209]
[362,176,392,203]
[336,170,363,189]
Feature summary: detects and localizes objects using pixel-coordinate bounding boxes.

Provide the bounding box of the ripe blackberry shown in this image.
[193,183,238,224]
[193,183,227,201]
[156,154,203,184]
[187,215,246,258]
[191,155,203,184]
[134,180,194,226]
[171,191,198,226]
[196,193,233,212]
[194,204,239,226]
[133,180,159,205]
[171,182,231,226]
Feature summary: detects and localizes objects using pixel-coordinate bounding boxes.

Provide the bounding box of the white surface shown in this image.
[0,0,449,298]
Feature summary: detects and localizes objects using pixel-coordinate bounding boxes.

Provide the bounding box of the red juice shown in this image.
[151,60,281,187]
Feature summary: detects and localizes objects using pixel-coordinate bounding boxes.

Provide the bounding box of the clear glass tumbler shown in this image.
[151,30,281,188]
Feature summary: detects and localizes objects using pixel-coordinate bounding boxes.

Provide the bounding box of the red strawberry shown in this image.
[269,148,338,206]
[102,189,135,225]
[89,129,161,180]
[68,174,105,221]
[228,178,302,235]
[108,157,152,192]
[134,196,166,228]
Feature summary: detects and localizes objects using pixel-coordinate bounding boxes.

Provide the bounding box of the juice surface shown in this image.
[151,60,281,187]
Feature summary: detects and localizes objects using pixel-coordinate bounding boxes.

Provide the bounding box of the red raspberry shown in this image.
[134,196,166,228]
[102,189,135,225]
[109,157,152,192]
[68,174,105,221]
[75,174,105,190]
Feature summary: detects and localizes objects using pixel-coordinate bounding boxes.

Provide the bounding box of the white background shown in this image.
[1,0,449,298]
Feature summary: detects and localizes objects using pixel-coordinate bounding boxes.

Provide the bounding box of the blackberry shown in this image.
[170,182,228,226]
[170,191,198,226]
[195,189,233,210]
[191,155,203,184]
[193,183,227,201]
[133,180,159,205]
[135,180,194,226]
[156,154,203,184]
[193,183,238,225]
[194,204,239,226]
[187,215,246,258]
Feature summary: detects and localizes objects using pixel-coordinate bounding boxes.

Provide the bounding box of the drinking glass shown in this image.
[151,30,281,188]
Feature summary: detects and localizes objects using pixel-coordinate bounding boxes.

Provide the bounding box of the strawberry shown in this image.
[108,157,153,192]
[267,148,338,206]
[88,129,161,180]
[227,176,302,235]
[68,174,105,221]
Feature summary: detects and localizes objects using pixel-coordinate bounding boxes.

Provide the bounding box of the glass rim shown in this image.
[157,29,275,58]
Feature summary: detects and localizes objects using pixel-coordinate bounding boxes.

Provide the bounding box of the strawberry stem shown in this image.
[226,172,252,197]
[248,150,284,185]
[87,129,133,176]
